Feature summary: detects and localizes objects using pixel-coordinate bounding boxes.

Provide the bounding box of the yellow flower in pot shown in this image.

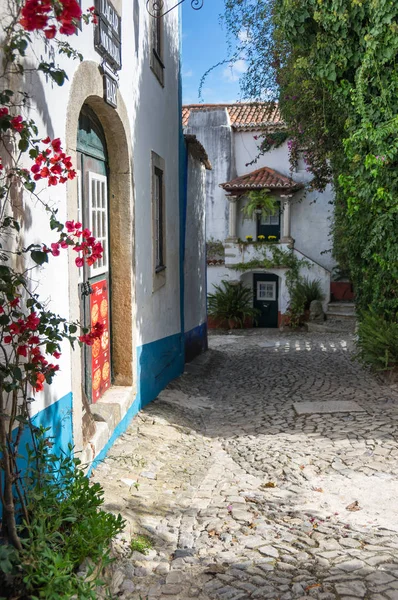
[245,235,253,242]
[258,235,265,241]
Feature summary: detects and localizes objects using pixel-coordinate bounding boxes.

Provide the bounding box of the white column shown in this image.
[281,195,293,244]
[227,196,238,241]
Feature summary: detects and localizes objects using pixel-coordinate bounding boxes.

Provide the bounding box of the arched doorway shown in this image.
[77,106,111,403]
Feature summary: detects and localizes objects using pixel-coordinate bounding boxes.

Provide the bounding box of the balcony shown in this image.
[224,240,291,269]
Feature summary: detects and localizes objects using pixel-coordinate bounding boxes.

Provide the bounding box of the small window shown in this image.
[257,281,276,301]
[154,167,164,271]
[151,152,166,290]
[150,15,164,86]
[261,213,280,226]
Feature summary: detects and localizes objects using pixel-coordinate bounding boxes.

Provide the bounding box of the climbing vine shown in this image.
[223,0,398,322]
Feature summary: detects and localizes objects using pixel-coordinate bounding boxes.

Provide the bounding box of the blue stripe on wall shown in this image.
[19,392,74,457]
[185,321,208,363]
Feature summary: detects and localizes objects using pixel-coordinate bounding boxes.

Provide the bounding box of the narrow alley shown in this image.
[93,330,398,600]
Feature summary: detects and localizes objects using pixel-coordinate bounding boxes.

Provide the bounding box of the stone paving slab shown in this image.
[293,400,365,415]
[93,330,398,600]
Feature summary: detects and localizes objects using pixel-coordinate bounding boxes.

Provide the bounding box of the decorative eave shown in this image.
[184,134,212,170]
[220,166,303,193]
[232,122,287,132]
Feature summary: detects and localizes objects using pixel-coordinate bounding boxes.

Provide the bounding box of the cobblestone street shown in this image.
[93,330,398,600]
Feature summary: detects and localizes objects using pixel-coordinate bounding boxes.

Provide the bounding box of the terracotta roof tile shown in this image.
[220,166,302,192]
[182,102,282,129]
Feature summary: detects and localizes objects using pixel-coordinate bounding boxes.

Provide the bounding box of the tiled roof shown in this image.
[182,102,282,129]
[220,166,302,192]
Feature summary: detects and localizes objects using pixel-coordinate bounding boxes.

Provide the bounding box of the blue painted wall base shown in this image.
[185,322,208,363]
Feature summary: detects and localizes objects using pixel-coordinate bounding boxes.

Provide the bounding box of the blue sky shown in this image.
[181,0,244,104]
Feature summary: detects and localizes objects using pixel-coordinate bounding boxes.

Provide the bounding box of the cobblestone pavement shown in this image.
[93,330,398,600]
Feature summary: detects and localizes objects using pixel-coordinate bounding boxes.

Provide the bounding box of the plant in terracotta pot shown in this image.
[207,280,260,329]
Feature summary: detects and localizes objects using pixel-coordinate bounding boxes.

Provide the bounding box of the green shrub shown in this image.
[207,280,260,327]
[296,277,325,310]
[356,312,398,372]
[1,428,125,599]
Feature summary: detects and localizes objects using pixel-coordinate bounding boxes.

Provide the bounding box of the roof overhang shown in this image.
[184,134,212,170]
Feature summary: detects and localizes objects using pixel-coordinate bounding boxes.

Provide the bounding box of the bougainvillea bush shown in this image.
[0,1,124,591]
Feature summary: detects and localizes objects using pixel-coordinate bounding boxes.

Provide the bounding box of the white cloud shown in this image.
[182,69,193,78]
[238,29,250,43]
[222,59,247,83]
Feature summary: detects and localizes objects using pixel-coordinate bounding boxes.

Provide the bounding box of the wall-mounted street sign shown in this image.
[103,71,118,108]
[94,0,122,71]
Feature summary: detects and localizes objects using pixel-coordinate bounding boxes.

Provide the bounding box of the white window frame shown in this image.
[261,213,280,226]
[77,170,83,283]
[257,281,276,301]
[88,172,108,278]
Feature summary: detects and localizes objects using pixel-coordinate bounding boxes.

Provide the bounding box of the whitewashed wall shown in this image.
[185,109,234,242]
[184,154,207,333]
[3,0,182,427]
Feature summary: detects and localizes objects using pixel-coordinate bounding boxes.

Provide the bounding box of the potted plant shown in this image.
[245,235,253,243]
[257,235,266,242]
[207,280,260,329]
[242,189,278,221]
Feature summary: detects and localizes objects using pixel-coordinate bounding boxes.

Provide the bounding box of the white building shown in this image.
[183,103,335,327]
[3,0,209,468]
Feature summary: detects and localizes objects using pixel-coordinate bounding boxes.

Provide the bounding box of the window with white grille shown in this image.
[257,281,276,301]
[88,172,108,277]
[261,213,279,225]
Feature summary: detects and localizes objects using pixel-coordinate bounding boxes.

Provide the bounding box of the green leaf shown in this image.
[31,250,49,266]
[18,138,29,152]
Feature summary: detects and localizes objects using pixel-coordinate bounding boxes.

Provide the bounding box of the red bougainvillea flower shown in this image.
[53,351,61,359]
[10,115,24,132]
[44,25,56,38]
[17,345,28,357]
[0,107,9,117]
[34,372,46,392]
[10,298,20,308]
[4,335,12,344]
[88,6,98,24]
[59,21,76,35]
[75,256,84,268]
[51,138,62,152]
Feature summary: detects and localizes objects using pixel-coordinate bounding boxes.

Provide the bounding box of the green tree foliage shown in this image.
[223,0,398,321]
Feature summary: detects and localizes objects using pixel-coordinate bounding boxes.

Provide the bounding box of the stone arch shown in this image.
[65,61,135,450]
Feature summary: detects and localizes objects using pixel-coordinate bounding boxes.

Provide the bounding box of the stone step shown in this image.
[327,302,356,315]
[326,310,356,319]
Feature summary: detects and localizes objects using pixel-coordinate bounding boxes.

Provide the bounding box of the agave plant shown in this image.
[241,189,278,221]
[296,277,325,310]
[207,280,260,328]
